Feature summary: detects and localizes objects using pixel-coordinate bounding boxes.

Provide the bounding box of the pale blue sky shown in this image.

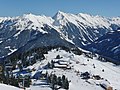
[0,0,119,17]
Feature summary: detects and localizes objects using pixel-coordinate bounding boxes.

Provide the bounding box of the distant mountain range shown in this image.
[0,11,120,63]
[86,29,120,64]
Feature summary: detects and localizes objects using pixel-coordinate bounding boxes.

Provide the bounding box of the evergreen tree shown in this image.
[45,71,48,78]
[51,60,54,69]
[62,75,66,88]
[64,78,69,89]
[57,76,62,86]
[62,75,65,82]
[47,74,51,83]
[25,76,31,87]
[47,62,50,68]
[56,55,61,59]
[51,74,57,90]
[52,74,57,84]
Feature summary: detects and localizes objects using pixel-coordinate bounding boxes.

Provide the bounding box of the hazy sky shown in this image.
[0,0,119,17]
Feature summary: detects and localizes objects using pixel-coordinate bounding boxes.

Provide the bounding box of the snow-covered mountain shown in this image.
[0,11,120,58]
[1,11,120,90]
[53,11,120,47]
[86,29,120,64]
[0,13,75,58]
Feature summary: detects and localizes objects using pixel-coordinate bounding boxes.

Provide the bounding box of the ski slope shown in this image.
[1,49,120,90]
[29,49,120,90]
[0,83,21,90]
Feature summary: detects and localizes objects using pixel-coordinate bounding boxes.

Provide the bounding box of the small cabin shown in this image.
[93,75,101,80]
[54,63,68,69]
[80,72,90,79]
[53,60,70,69]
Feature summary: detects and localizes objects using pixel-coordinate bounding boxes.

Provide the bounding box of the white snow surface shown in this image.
[0,83,21,90]
[1,49,120,90]
[29,49,120,90]
[53,11,120,29]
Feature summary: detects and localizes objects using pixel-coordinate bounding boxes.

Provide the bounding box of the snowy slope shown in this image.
[53,11,120,47]
[86,29,120,64]
[53,11,112,28]
[29,49,120,90]
[1,49,119,90]
[0,83,21,90]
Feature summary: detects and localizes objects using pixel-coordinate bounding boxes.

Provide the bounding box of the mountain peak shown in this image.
[77,13,92,17]
[52,11,68,26]
[53,11,66,19]
[57,11,65,14]
[23,13,39,19]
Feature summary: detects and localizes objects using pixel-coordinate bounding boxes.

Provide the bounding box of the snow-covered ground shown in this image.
[1,49,120,90]
[0,83,21,90]
[28,49,120,90]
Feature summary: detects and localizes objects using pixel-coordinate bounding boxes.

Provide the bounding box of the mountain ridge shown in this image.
[85,29,120,64]
[0,11,120,60]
